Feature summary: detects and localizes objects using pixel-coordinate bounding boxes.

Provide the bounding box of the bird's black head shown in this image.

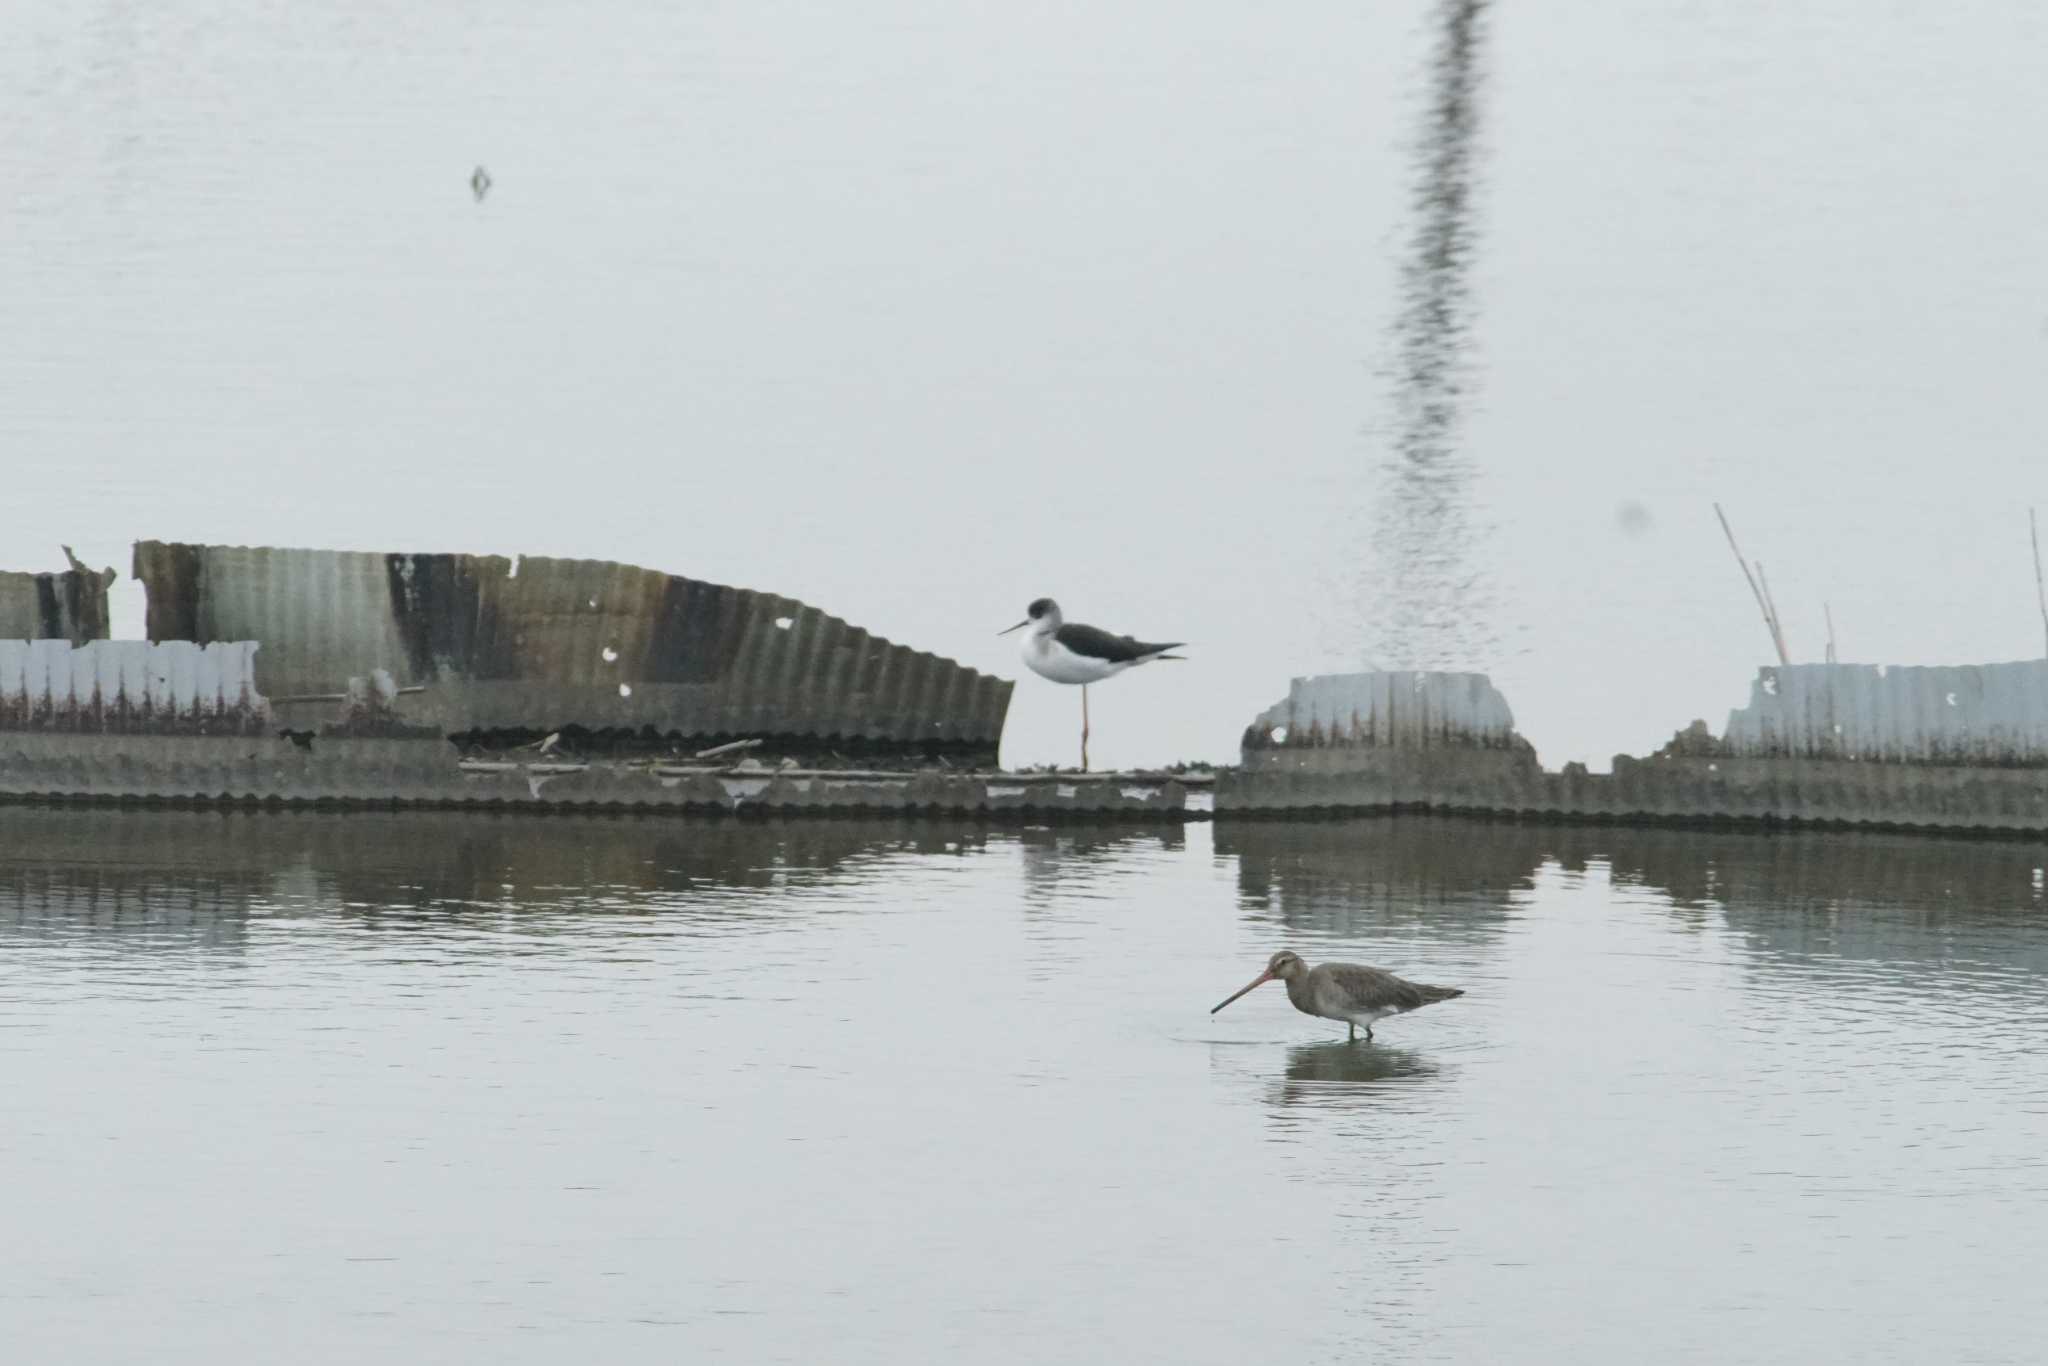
[1267,950,1307,981]
[998,598,1061,637]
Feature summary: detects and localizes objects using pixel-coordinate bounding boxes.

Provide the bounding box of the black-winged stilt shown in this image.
[997,597,1183,772]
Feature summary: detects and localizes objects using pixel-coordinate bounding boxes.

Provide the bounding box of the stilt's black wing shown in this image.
[1054,623,1185,663]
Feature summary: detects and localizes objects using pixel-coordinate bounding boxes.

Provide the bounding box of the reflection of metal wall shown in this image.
[1721,662,2048,764]
[1587,824,2048,918]
[133,541,1010,749]
[0,640,268,733]
[1579,825,2048,979]
[0,556,115,644]
[0,808,971,947]
[1218,816,1540,940]
[0,809,988,953]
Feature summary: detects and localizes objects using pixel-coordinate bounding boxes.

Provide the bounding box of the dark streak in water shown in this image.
[1365,0,1497,669]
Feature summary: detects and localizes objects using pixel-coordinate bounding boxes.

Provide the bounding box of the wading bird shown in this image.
[998,597,1182,772]
[1211,950,1464,1042]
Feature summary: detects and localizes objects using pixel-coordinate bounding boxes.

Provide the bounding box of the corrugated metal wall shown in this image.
[0,559,114,645]
[1243,671,1521,750]
[0,640,268,733]
[1721,661,2048,763]
[132,541,1010,749]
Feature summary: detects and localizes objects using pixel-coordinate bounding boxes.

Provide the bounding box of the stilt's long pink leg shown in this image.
[1081,685,1090,774]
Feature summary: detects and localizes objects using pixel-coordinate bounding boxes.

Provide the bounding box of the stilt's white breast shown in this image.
[1022,633,1125,685]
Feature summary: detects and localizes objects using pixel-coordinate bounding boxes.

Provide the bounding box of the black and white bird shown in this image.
[998,597,1183,771]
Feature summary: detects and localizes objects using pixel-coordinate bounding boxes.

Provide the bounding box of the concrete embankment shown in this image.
[1218,665,2048,835]
[0,733,1195,819]
[0,637,1184,818]
[11,627,2048,833]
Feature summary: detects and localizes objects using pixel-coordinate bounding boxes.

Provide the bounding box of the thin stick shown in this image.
[1824,602,1838,664]
[456,760,1218,785]
[1756,562,1791,665]
[692,737,762,760]
[2032,508,2048,659]
[271,686,428,704]
[1715,504,1790,666]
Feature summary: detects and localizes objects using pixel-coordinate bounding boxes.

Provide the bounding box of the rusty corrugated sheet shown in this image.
[0,551,116,645]
[1241,671,1524,752]
[0,640,269,733]
[1720,661,2048,764]
[132,541,1011,751]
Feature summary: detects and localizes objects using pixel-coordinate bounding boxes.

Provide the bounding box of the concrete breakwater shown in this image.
[7,649,2048,831]
[1218,666,2048,834]
[0,733,1196,819]
[0,608,1141,815]
[8,533,2048,831]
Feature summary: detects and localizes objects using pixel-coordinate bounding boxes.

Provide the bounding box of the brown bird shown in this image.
[1211,949,1464,1042]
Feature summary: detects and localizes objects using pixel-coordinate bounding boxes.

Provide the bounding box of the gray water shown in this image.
[5,808,2045,1362]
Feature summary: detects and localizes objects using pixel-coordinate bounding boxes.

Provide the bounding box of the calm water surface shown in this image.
[3,808,2045,1362]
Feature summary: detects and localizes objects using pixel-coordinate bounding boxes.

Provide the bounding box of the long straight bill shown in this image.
[1211,969,1274,1014]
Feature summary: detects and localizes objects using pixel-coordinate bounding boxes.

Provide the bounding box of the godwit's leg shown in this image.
[1082,685,1091,772]
[1348,1021,1356,1043]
